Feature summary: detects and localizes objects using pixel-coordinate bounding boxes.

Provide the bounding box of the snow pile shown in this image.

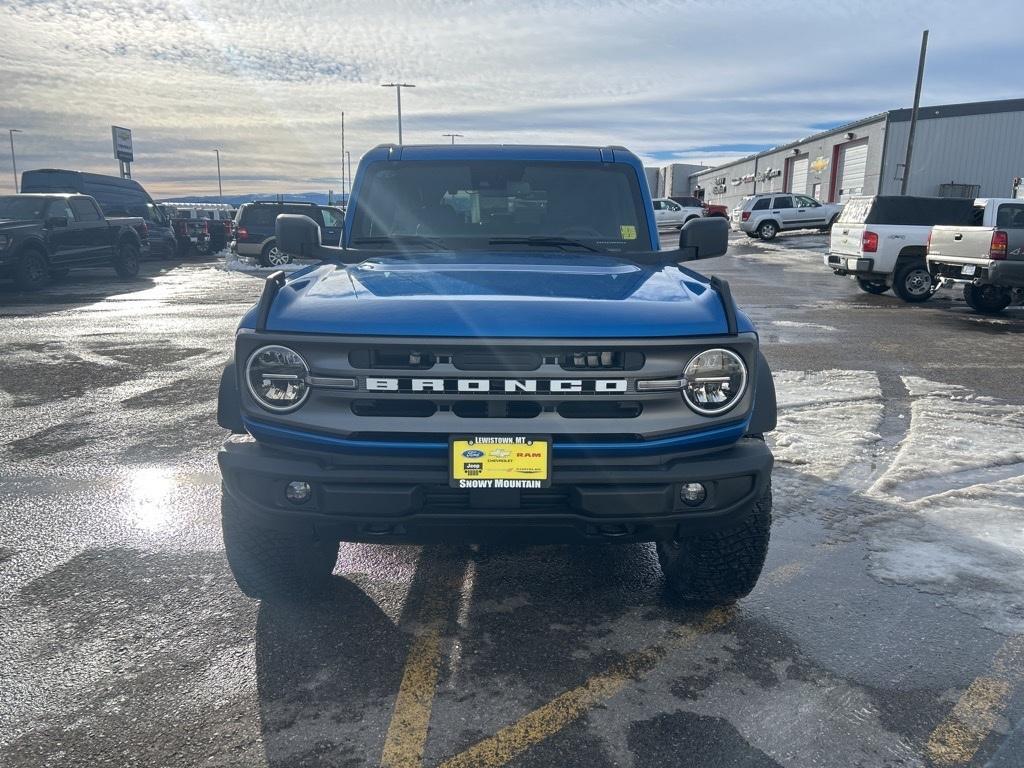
[218,251,314,276]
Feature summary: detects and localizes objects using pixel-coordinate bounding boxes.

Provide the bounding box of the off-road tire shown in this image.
[892,260,933,303]
[112,240,140,279]
[657,482,772,605]
[963,283,1011,314]
[14,248,49,291]
[221,491,338,601]
[857,278,889,295]
[757,221,778,240]
[259,240,292,268]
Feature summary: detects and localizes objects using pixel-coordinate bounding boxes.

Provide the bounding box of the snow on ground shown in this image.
[218,250,317,275]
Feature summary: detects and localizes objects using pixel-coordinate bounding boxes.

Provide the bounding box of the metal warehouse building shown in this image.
[682,98,1024,212]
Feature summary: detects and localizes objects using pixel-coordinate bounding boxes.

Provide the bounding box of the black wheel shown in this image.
[49,267,71,281]
[259,240,292,267]
[196,239,211,256]
[176,238,191,257]
[963,283,1011,314]
[221,491,339,601]
[14,249,49,291]
[892,260,934,303]
[821,214,839,232]
[756,221,778,240]
[857,278,889,295]
[657,481,772,605]
[112,240,140,279]
[744,232,759,239]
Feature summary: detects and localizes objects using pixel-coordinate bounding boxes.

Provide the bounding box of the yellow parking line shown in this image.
[438,607,732,768]
[925,635,1024,766]
[380,556,466,768]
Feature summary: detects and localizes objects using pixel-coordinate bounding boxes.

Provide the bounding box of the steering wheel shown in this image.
[556,226,603,239]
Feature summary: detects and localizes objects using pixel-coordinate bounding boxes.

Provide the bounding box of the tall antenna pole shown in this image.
[901,30,928,195]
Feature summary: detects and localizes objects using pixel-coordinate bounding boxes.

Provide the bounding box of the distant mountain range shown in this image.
[157,192,347,206]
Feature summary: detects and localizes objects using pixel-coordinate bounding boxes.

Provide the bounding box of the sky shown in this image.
[2,0,1023,197]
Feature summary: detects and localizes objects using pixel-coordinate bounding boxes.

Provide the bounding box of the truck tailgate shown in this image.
[830,225,864,257]
[928,226,994,262]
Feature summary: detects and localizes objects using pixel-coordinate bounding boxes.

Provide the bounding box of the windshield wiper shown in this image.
[488,236,600,253]
[351,235,448,250]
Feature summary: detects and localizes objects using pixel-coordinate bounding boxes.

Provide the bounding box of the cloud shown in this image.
[1,0,1022,196]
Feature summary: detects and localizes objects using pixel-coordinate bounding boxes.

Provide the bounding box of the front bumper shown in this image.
[218,435,773,544]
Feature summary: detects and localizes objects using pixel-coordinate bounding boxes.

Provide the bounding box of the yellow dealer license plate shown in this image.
[450,436,551,489]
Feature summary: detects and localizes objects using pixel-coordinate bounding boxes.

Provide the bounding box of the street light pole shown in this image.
[214,149,223,200]
[442,133,464,145]
[381,83,416,144]
[9,129,22,193]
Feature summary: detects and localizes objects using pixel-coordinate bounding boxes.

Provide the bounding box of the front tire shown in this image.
[221,492,339,601]
[857,278,889,295]
[963,283,1011,314]
[259,240,292,267]
[112,240,140,279]
[892,260,934,303]
[14,249,49,291]
[757,221,778,240]
[657,482,772,605]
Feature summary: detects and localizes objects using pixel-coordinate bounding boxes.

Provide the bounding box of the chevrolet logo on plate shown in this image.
[365,377,628,394]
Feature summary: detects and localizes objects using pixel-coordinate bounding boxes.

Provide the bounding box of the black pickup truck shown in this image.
[0,193,146,291]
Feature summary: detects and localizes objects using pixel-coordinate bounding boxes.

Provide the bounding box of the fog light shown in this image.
[680,482,707,506]
[286,481,311,504]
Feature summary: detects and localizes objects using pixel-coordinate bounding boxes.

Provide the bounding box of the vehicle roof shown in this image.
[363,143,640,164]
[242,200,320,206]
[1,192,84,198]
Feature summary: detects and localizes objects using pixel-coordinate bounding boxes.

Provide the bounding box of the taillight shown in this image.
[237,227,248,240]
[741,211,751,221]
[862,231,878,253]
[990,230,1008,260]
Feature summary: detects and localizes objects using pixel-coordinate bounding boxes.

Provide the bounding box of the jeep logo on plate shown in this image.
[366,377,629,394]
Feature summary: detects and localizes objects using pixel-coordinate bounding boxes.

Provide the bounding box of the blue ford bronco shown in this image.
[217,144,776,604]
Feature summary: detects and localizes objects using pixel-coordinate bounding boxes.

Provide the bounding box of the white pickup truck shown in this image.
[927,198,1024,313]
[825,195,976,302]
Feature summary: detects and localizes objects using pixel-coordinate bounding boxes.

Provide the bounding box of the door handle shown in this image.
[798,209,806,212]
[954,233,963,240]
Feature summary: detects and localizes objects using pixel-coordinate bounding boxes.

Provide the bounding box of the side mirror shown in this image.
[678,216,728,260]
[45,216,68,229]
[276,214,322,259]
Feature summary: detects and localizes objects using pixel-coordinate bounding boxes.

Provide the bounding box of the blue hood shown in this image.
[247,252,748,338]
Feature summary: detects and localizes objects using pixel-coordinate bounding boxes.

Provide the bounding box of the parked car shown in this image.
[216,143,777,604]
[928,197,1024,313]
[704,203,730,219]
[731,193,842,240]
[163,203,236,256]
[21,169,176,259]
[0,194,145,290]
[652,197,703,229]
[231,202,344,266]
[825,195,976,302]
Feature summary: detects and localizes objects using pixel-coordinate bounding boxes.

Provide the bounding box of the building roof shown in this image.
[692,97,1024,178]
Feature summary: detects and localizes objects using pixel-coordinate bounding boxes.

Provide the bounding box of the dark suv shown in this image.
[231,202,344,266]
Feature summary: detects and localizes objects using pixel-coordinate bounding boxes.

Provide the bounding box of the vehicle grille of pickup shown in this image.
[238,336,757,446]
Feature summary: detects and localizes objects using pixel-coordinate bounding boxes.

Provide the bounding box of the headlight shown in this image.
[245,345,310,412]
[682,349,747,415]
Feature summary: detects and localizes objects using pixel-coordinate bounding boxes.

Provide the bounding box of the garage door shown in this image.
[834,140,868,202]
[788,156,809,196]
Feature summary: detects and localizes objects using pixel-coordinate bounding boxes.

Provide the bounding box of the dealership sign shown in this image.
[111,126,133,162]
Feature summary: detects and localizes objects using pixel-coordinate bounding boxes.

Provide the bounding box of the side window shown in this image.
[47,200,76,222]
[797,195,820,208]
[69,198,101,221]
[772,196,794,209]
[321,208,343,228]
[653,200,664,210]
[667,201,681,212]
[996,203,1024,229]
[752,198,771,211]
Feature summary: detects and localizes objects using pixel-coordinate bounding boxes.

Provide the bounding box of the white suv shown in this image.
[731,193,842,240]
[652,198,704,229]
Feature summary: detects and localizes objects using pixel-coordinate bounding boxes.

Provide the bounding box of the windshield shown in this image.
[349,160,652,252]
[0,196,49,220]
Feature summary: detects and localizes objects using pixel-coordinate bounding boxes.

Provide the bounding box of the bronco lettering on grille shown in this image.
[365,377,628,394]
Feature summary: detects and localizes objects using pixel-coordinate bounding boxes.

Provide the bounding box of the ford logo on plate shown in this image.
[462,449,485,458]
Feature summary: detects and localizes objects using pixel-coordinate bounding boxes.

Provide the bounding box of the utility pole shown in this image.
[214,149,223,200]
[9,129,22,193]
[442,133,464,145]
[341,111,346,201]
[901,29,928,195]
[381,82,415,144]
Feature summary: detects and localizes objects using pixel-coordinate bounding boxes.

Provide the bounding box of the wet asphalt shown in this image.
[0,234,1022,767]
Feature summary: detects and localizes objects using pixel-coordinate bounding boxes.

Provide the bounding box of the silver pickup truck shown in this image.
[928,198,1024,313]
